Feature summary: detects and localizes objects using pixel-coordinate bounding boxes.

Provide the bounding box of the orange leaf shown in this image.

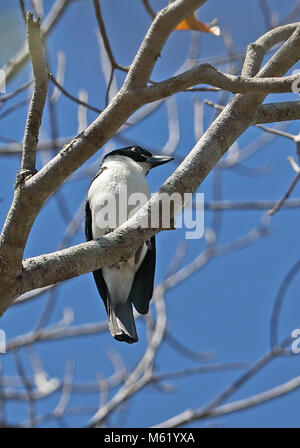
[175,14,220,36]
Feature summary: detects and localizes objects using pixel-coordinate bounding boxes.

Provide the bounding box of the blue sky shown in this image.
[0,0,300,428]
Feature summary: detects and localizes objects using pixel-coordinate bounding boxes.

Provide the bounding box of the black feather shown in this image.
[85,199,108,312]
[129,236,156,314]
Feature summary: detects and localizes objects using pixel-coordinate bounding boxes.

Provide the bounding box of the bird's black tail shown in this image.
[107,298,138,344]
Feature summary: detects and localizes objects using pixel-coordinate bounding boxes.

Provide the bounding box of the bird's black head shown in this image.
[104,146,174,169]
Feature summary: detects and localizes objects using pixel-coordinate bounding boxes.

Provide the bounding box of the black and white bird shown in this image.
[85,146,173,344]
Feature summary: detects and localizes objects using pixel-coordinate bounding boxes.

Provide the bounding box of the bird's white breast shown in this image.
[87,155,151,238]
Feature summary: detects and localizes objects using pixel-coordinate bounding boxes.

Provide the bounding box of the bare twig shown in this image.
[50,51,66,104]
[0,99,30,121]
[93,0,128,105]
[93,0,127,72]
[49,74,102,114]
[142,0,156,19]
[204,198,300,211]
[13,349,35,427]
[54,360,75,418]
[270,257,300,349]
[0,81,33,104]
[19,0,27,23]
[154,374,300,427]
[268,170,300,215]
[153,362,248,382]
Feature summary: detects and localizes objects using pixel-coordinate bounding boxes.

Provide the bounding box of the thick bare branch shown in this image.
[256,100,300,124]
[125,0,207,88]
[21,13,49,175]
[138,66,300,101]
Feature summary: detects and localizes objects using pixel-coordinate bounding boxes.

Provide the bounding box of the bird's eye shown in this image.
[132,147,140,153]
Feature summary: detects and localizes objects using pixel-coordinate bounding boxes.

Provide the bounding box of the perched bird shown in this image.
[85,146,173,343]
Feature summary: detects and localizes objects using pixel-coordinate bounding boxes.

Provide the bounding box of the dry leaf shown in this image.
[175,14,220,36]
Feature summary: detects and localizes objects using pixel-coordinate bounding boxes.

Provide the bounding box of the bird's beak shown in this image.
[147,155,174,168]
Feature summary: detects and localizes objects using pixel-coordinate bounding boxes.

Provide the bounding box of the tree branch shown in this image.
[124,0,207,88]
[256,100,300,123]
[138,65,300,101]
[154,374,300,427]
[49,74,102,114]
[20,13,49,176]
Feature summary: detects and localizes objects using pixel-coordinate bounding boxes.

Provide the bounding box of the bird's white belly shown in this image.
[102,243,147,304]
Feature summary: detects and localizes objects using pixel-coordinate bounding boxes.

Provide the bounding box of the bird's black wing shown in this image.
[129,236,156,315]
[84,199,93,241]
[85,198,108,312]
